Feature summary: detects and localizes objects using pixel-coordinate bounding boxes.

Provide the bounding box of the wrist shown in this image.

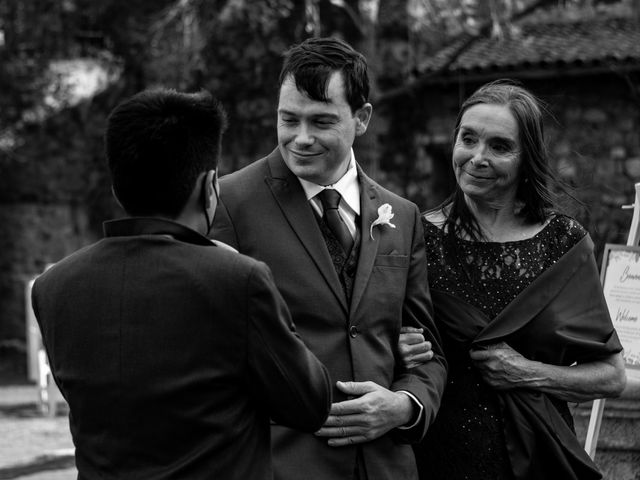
[395,391,416,427]
[519,359,548,389]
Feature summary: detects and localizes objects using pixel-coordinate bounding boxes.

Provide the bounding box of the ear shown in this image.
[354,103,373,136]
[203,169,217,210]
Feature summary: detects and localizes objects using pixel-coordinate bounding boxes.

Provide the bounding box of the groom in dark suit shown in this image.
[212,37,447,480]
[31,88,331,480]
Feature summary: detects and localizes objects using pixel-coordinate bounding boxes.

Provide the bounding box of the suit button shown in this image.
[349,326,359,338]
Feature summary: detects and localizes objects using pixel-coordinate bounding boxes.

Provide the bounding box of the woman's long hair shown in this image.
[440,79,565,240]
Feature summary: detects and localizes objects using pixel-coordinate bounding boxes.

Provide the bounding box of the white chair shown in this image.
[37,348,62,417]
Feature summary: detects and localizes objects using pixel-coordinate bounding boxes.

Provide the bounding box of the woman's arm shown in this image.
[470,342,627,403]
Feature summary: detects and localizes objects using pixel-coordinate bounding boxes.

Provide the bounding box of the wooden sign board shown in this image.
[585,183,640,459]
[600,244,640,369]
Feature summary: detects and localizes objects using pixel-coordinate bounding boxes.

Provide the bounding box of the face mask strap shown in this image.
[202,175,214,236]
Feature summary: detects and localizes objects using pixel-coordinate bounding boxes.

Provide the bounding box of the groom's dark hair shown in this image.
[279,37,370,113]
[105,88,227,217]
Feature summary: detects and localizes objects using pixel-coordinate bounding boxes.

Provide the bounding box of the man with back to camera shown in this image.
[212,37,447,480]
[31,88,332,480]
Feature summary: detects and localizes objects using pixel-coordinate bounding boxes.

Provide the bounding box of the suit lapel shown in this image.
[265,150,349,313]
[350,168,381,317]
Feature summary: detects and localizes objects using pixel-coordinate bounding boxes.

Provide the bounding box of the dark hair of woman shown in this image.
[439,79,572,241]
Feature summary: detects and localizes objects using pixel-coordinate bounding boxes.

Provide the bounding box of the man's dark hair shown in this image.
[105,88,227,218]
[278,37,369,112]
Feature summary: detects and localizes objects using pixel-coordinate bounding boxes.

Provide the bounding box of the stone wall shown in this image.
[544,74,640,258]
[0,99,111,381]
[0,203,96,379]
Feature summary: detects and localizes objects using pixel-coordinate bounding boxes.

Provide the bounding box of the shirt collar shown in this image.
[103,217,214,246]
[297,150,360,215]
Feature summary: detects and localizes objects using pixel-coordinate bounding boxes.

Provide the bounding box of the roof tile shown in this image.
[419,16,640,75]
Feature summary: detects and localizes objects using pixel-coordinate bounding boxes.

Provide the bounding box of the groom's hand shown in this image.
[314,381,414,447]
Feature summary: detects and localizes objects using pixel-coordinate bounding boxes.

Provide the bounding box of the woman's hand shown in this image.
[469,342,536,390]
[470,342,627,402]
[398,326,433,369]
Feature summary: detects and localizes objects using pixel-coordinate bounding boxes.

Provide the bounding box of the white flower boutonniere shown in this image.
[369,203,396,240]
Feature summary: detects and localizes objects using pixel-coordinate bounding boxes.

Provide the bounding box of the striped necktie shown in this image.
[318,189,353,254]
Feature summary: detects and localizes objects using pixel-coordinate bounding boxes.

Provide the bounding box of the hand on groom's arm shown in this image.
[398,326,434,369]
[314,380,419,447]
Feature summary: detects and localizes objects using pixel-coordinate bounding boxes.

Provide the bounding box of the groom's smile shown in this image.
[289,150,324,159]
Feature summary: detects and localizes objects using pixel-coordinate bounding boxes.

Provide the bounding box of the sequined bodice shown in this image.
[415,214,587,480]
[424,214,586,318]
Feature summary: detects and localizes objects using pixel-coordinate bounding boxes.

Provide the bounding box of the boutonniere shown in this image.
[369,203,396,240]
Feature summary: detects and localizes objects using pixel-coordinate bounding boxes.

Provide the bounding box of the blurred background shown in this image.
[0,0,639,478]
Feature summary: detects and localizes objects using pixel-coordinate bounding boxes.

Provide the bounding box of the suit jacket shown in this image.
[213,149,447,480]
[32,217,331,480]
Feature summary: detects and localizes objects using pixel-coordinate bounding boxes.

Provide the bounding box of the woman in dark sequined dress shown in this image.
[412,81,626,480]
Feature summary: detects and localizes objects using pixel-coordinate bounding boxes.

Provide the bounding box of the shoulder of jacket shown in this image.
[220,156,269,183]
[372,186,418,213]
[210,239,239,253]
